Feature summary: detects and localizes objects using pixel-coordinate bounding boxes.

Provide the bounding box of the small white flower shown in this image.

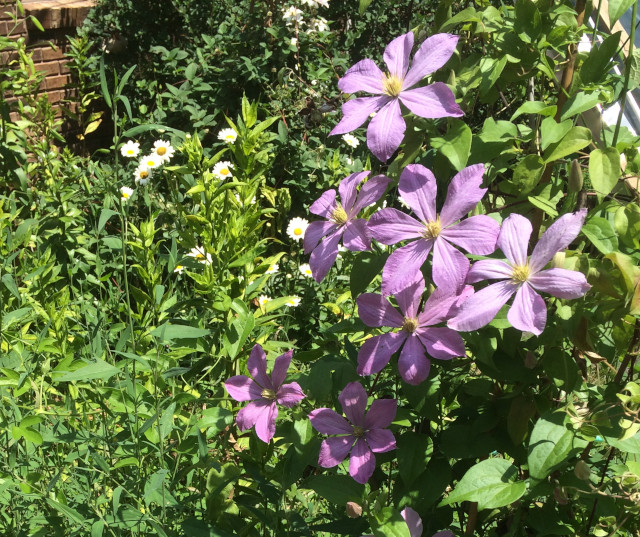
[217,128,237,143]
[174,265,185,274]
[134,164,152,185]
[212,161,234,180]
[299,263,313,278]
[120,186,134,201]
[266,263,279,274]
[286,217,309,242]
[346,157,353,165]
[153,140,175,163]
[342,134,359,148]
[120,141,140,158]
[311,16,329,32]
[282,6,303,25]
[286,296,301,307]
[187,246,213,265]
[258,295,272,307]
[301,0,329,7]
[140,154,162,169]
[311,79,318,86]
[290,37,298,46]
[234,192,257,205]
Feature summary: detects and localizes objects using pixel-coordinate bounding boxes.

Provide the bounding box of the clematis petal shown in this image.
[349,438,376,484]
[418,286,460,326]
[357,293,404,328]
[383,32,414,78]
[417,326,466,360]
[318,436,355,468]
[236,399,270,433]
[339,171,370,214]
[254,401,278,443]
[448,280,517,332]
[441,215,500,255]
[309,408,353,434]
[439,164,487,226]
[507,283,547,335]
[309,189,337,218]
[343,219,372,251]
[528,268,591,299]
[350,174,392,216]
[364,398,397,430]
[330,95,390,136]
[466,259,513,283]
[304,220,339,254]
[529,209,587,273]
[368,208,425,244]
[403,33,459,88]
[338,381,368,427]
[357,331,408,376]
[247,344,273,389]
[310,230,342,283]
[399,83,463,119]
[398,164,438,224]
[397,334,431,385]
[225,375,263,402]
[338,58,386,94]
[366,428,396,453]
[270,350,293,389]
[367,98,405,162]
[381,239,432,296]
[394,273,425,319]
[432,237,470,292]
[277,382,306,407]
[401,507,423,537]
[498,214,532,266]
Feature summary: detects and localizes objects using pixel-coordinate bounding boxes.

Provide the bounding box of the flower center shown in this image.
[140,171,149,179]
[353,425,366,437]
[402,317,419,333]
[422,218,441,239]
[147,160,156,167]
[294,227,303,236]
[261,388,277,400]
[511,264,531,283]
[220,168,229,175]
[331,206,349,225]
[127,149,134,155]
[122,192,130,199]
[382,74,403,97]
[157,147,167,156]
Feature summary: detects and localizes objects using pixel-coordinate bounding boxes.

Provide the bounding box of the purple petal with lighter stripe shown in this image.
[357,331,408,376]
[308,408,353,434]
[507,283,547,335]
[398,164,438,224]
[403,33,459,88]
[367,98,405,162]
[318,435,355,467]
[349,438,376,484]
[330,95,390,136]
[400,83,463,119]
[337,59,386,94]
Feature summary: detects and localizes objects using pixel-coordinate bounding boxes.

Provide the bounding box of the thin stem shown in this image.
[614,318,640,384]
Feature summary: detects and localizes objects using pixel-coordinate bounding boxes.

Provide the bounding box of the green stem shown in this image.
[612,1,638,146]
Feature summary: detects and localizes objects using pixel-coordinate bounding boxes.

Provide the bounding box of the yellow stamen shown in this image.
[156,147,167,156]
[422,218,441,239]
[353,425,366,437]
[294,228,303,236]
[261,388,277,400]
[140,171,149,179]
[331,206,349,225]
[382,74,403,97]
[512,264,531,283]
[402,317,419,333]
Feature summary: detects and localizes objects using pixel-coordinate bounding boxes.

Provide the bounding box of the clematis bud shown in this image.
[569,159,583,192]
[574,460,591,481]
[552,251,565,269]
[620,152,627,172]
[346,501,362,518]
[525,351,538,369]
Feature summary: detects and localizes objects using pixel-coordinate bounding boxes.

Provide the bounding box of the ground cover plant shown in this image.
[2,0,640,535]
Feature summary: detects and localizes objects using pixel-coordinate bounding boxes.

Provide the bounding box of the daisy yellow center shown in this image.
[122,192,130,199]
[226,135,235,141]
[294,228,303,236]
[402,317,419,333]
[422,218,441,239]
[512,264,531,282]
[220,168,230,175]
[175,265,183,270]
[195,252,204,259]
[305,269,312,275]
[140,171,149,179]
[261,388,277,400]
[353,425,366,437]
[147,160,156,167]
[127,149,135,155]
[382,74,403,97]
[156,147,167,156]
[331,206,348,225]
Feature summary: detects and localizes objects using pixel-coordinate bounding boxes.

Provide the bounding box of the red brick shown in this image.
[44,73,69,90]
[46,89,63,104]
[34,59,59,76]
[40,45,64,61]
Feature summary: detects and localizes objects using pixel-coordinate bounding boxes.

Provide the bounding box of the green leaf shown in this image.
[560,92,601,121]
[45,498,86,525]
[513,155,545,194]
[608,0,636,24]
[540,117,572,151]
[1,274,21,301]
[439,458,526,510]
[430,119,472,171]
[581,32,621,85]
[197,407,233,434]
[371,507,411,537]
[98,208,118,232]
[630,49,640,89]
[56,359,120,382]
[99,56,111,109]
[150,323,210,341]
[358,0,374,14]
[514,0,541,42]
[121,124,184,138]
[438,7,479,33]
[528,412,586,481]
[397,432,430,487]
[582,217,618,254]
[303,475,364,505]
[589,147,620,196]
[543,127,592,163]
[510,101,557,121]
[350,252,388,298]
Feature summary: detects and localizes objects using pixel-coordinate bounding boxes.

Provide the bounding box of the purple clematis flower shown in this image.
[357,275,466,385]
[362,507,425,537]
[448,210,591,335]
[225,344,305,443]
[330,32,463,162]
[304,171,391,282]
[368,163,500,296]
[308,381,396,484]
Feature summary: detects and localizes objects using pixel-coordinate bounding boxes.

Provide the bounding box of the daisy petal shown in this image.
[498,214,532,266]
[308,408,353,434]
[441,215,500,255]
[357,332,408,376]
[366,428,396,453]
[357,293,404,328]
[330,95,389,136]
[338,59,386,94]
[439,164,486,226]
[507,283,547,335]
[364,399,397,430]
[343,219,371,251]
[318,436,355,468]
[528,268,590,299]
[338,381,368,427]
[225,375,262,402]
[309,189,337,218]
[367,98,405,162]
[529,209,587,272]
[403,33,459,88]
[398,164,438,223]
[399,83,463,119]
[381,240,432,297]
[397,334,430,385]
[448,280,517,332]
[368,208,425,244]
[432,237,470,292]
[349,438,376,484]
[270,350,293,389]
[417,326,466,360]
[383,32,414,78]
[248,345,273,389]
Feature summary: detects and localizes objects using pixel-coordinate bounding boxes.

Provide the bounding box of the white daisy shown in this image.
[120,186,134,202]
[311,17,329,32]
[299,263,313,278]
[342,134,359,148]
[217,128,237,143]
[258,295,272,307]
[134,164,152,185]
[282,6,303,25]
[286,296,301,307]
[140,154,162,170]
[266,263,279,274]
[212,161,234,180]
[174,265,185,274]
[120,141,140,158]
[153,140,175,163]
[286,217,309,242]
[187,246,213,265]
